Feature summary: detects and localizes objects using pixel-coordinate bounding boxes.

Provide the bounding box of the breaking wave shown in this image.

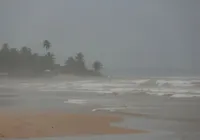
[156,80,200,87]
[64,99,87,104]
[14,78,200,98]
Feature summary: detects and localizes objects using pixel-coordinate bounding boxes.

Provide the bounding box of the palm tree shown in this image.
[46,52,54,57]
[75,52,84,62]
[92,61,103,72]
[75,52,85,71]
[0,43,10,72]
[44,52,55,69]
[43,40,51,51]
[9,48,19,70]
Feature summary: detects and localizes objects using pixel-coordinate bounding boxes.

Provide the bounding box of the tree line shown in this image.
[64,52,103,75]
[0,40,103,76]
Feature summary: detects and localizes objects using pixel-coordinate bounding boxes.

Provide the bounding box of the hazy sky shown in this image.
[0,0,199,73]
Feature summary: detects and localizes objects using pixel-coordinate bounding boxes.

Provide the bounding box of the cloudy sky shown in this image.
[0,0,199,75]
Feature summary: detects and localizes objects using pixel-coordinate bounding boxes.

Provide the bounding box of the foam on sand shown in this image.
[92,106,128,112]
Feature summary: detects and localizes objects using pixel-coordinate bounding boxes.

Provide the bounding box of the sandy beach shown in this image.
[0,111,147,138]
[0,77,199,140]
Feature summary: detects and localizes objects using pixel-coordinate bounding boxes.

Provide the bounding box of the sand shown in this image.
[0,111,147,138]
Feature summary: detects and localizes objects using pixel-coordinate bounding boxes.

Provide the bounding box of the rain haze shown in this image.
[0,1,200,140]
[0,0,199,76]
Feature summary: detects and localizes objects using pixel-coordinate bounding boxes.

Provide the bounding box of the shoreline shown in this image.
[0,111,147,138]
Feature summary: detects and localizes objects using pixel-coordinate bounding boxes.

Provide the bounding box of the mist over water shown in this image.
[1,75,199,99]
[104,67,200,78]
[0,1,200,139]
[0,0,199,74]
[0,0,199,110]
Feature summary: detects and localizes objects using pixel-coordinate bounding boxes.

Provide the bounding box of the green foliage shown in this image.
[64,52,103,76]
[93,61,103,72]
[75,52,86,72]
[65,57,75,66]
[0,41,103,77]
[43,40,51,51]
[0,43,55,76]
[75,52,84,62]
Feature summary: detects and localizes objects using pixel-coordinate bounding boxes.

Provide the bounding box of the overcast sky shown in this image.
[0,0,199,74]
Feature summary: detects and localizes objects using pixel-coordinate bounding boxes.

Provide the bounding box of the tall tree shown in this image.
[43,40,51,51]
[9,48,19,70]
[65,56,76,72]
[19,46,32,70]
[75,52,85,71]
[44,52,55,70]
[92,61,103,72]
[0,43,10,72]
[75,52,84,62]
[31,53,40,72]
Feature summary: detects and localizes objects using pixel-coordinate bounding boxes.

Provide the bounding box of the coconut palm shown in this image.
[75,52,85,71]
[75,52,84,62]
[0,43,10,71]
[43,40,51,51]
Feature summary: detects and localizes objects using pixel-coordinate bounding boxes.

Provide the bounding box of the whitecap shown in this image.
[110,88,135,93]
[92,107,128,112]
[170,94,200,98]
[64,99,87,104]
[146,92,173,96]
[96,91,113,94]
[156,80,193,87]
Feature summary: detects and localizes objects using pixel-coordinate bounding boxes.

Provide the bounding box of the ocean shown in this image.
[14,76,200,99]
[0,75,200,139]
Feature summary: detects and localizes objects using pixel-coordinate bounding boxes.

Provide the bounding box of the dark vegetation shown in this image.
[0,40,103,77]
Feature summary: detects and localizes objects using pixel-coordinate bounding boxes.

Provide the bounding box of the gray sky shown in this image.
[0,0,199,74]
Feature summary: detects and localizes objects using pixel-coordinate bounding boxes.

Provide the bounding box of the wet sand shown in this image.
[0,77,200,139]
[0,111,147,138]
